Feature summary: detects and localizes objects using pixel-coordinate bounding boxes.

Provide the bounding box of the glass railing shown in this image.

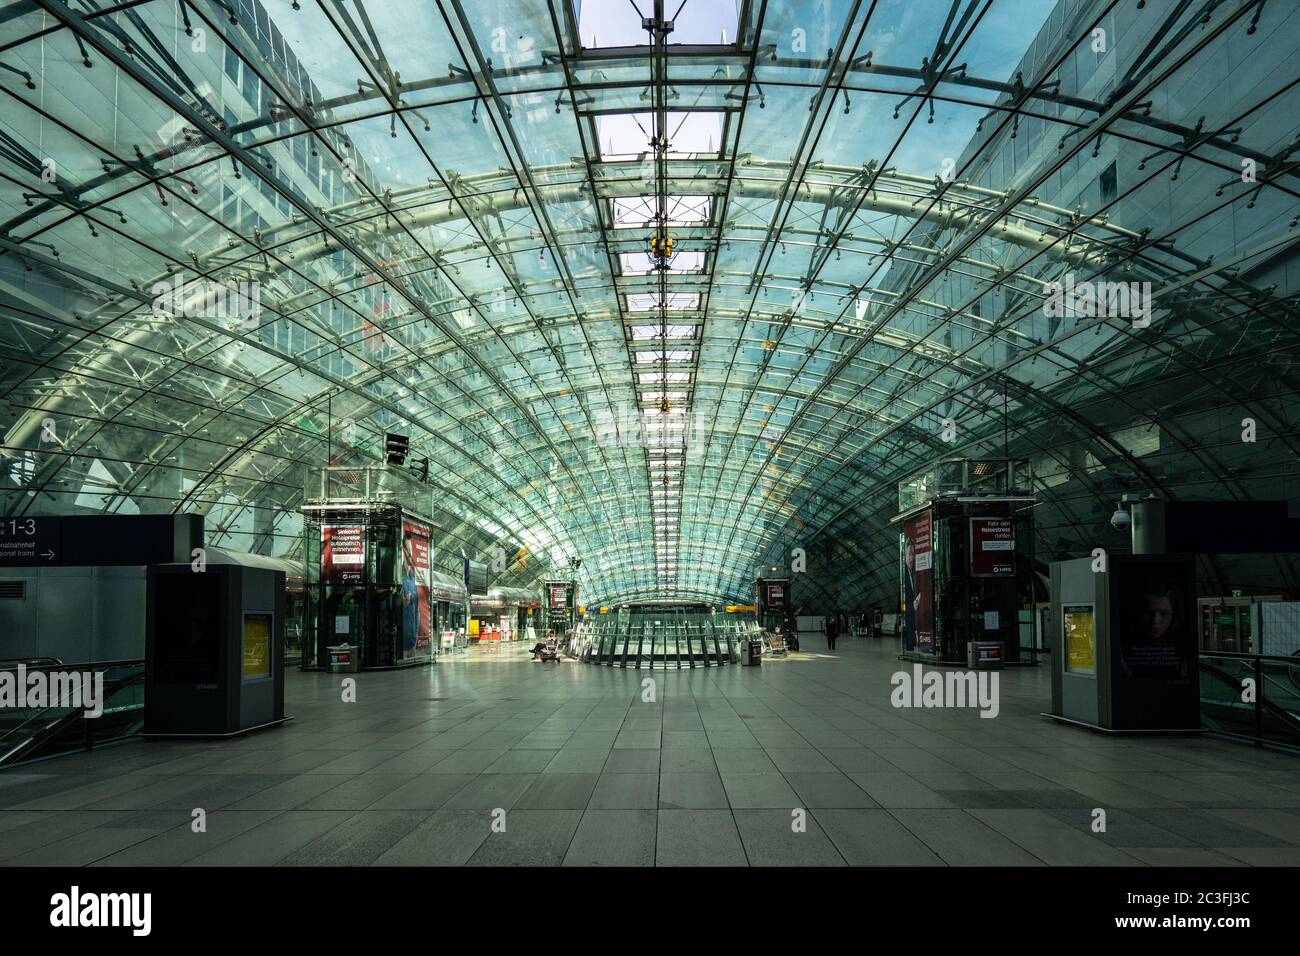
[0,659,145,767]
[576,615,745,668]
[1200,651,1300,749]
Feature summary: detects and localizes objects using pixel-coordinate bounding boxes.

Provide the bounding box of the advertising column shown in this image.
[401,520,432,657]
[902,511,933,653]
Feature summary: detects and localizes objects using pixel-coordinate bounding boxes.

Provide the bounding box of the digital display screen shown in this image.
[463,559,488,596]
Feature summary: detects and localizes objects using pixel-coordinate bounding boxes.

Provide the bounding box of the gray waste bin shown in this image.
[327,643,360,673]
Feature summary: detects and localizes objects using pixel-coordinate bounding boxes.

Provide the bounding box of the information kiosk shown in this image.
[1049,554,1199,732]
[144,557,287,737]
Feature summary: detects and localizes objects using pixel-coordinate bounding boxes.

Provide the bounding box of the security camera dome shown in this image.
[1110,508,1131,529]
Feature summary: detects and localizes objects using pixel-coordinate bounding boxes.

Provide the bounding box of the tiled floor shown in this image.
[3,638,1300,866]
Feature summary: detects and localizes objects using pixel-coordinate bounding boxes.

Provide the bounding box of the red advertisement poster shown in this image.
[766,583,785,607]
[402,520,432,653]
[321,525,364,584]
[970,517,1015,576]
[549,585,568,608]
[902,511,933,652]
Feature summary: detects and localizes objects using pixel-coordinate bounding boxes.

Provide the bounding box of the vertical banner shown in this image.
[402,521,432,654]
[321,525,365,584]
[902,511,933,653]
[970,517,1016,576]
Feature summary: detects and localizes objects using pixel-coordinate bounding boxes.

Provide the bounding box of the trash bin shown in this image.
[739,638,763,666]
[967,640,1004,670]
[327,643,359,673]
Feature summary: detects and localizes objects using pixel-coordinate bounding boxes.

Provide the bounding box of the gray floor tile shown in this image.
[733,809,845,866]
[515,773,600,810]
[467,810,583,866]
[277,810,430,866]
[656,810,748,866]
[785,773,877,808]
[891,809,1046,866]
[564,810,657,866]
[659,773,729,809]
[813,809,943,865]
[589,773,659,809]
[720,773,800,809]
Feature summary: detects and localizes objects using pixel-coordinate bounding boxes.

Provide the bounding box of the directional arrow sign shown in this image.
[0,516,61,567]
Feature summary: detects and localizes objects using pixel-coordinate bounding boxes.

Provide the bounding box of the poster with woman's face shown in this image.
[1115,560,1190,679]
[902,512,933,652]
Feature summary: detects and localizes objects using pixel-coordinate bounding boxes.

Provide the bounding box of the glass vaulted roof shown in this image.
[2,0,1298,608]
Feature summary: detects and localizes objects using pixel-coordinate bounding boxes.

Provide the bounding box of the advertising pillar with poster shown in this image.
[902,511,933,653]
[321,525,365,584]
[401,520,432,657]
[543,580,575,634]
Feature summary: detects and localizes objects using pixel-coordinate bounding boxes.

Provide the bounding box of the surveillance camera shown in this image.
[1110,508,1131,530]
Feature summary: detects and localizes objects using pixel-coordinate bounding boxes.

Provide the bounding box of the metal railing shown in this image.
[0,659,146,767]
[1199,650,1300,750]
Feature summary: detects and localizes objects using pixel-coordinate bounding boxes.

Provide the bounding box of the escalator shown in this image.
[1199,652,1300,749]
[0,660,145,768]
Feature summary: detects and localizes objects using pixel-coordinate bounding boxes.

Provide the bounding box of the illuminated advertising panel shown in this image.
[970,517,1015,576]
[321,525,365,584]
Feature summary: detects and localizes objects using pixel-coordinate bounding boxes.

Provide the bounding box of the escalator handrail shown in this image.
[1,657,141,672]
[1197,659,1300,737]
[0,667,146,767]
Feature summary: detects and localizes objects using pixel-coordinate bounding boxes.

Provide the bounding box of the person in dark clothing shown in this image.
[825,617,839,650]
[531,629,556,660]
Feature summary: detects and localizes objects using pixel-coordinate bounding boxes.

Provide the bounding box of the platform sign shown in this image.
[970,517,1015,576]
[0,516,60,566]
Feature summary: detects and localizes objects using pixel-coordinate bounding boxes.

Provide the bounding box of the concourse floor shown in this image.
[3,638,1300,866]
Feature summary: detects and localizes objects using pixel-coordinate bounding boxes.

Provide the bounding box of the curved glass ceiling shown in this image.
[1,0,1298,607]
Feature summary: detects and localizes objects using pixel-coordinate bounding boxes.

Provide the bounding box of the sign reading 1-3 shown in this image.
[0,516,60,566]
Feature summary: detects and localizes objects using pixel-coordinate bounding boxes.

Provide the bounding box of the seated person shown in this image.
[530,630,557,659]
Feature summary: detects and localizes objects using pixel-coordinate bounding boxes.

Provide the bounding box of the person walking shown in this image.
[825,616,839,650]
